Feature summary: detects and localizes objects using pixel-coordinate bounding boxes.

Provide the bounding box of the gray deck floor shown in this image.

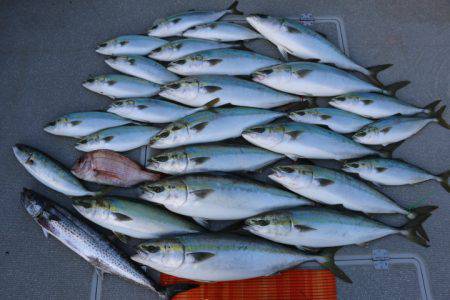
[1,1,449,299]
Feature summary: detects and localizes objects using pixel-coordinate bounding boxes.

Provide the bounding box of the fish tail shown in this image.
[422,99,441,115]
[378,140,404,158]
[159,282,199,299]
[406,205,438,220]
[400,209,436,247]
[432,105,450,130]
[92,186,116,198]
[366,64,393,87]
[316,247,352,283]
[438,170,450,193]
[226,0,243,15]
[381,80,411,96]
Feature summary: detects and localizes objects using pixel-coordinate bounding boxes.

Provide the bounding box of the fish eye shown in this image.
[47,121,56,127]
[154,155,169,162]
[279,166,295,173]
[144,245,160,253]
[250,127,265,133]
[98,42,107,48]
[297,111,306,116]
[333,97,345,101]
[254,14,269,19]
[175,59,186,65]
[151,186,165,193]
[254,220,270,226]
[165,83,180,90]
[355,131,367,137]
[152,47,162,53]
[172,125,182,131]
[78,139,88,144]
[159,131,170,138]
[86,78,95,83]
[348,163,359,168]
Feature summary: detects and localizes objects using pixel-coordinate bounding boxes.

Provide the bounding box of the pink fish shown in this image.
[71,150,160,187]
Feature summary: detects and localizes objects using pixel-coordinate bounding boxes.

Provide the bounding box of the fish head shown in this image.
[148,122,188,149]
[342,159,372,174]
[148,42,177,60]
[146,151,188,174]
[182,24,210,38]
[104,55,136,69]
[147,17,179,37]
[289,109,321,123]
[20,188,47,218]
[72,198,111,221]
[242,124,284,149]
[132,239,185,270]
[71,153,94,179]
[329,94,363,110]
[75,133,101,152]
[139,179,188,207]
[246,14,282,34]
[44,114,81,136]
[95,37,131,55]
[160,77,200,101]
[269,165,314,188]
[82,75,113,94]
[13,144,37,167]
[352,126,375,144]
[167,53,212,75]
[107,99,136,114]
[252,64,287,86]
[244,211,292,237]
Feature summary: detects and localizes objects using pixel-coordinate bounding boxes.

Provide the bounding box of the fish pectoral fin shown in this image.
[186,252,215,263]
[294,224,316,232]
[192,217,210,229]
[41,228,49,238]
[112,212,132,222]
[190,189,214,199]
[315,178,334,187]
[113,231,129,243]
[93,169,121,180]
[191,157,210,165]
[190,122,208,132]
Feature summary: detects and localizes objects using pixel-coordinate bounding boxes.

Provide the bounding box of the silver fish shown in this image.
[167,49,281,76]
[95,35,167,56]
[353,107,450,146]
[252,62,401,97]
[21,189,196,298]
[149,107,284,149]
[342,158,450,192]
[82,74,160,99]
[146,143,283,175]
[44,111,133,138]
[13,145,98,197]
[246,15,388,78]
[242,121,381,161]
[148,38,238,62]
[106,98,209,123]
[138,174,312,220]
[159,75,302,108]
[105,55,179,84]
[289,107,373,134]
[131,233,351,282]
[330,93,441,119]
[269,164,437,219]
[147,1,242,37]
[72,196,202,239]
[75,125,159,152]
[244,207,431,248]
[182,22,262,42]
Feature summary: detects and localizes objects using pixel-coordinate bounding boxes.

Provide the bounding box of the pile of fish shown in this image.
[14,1,449,298]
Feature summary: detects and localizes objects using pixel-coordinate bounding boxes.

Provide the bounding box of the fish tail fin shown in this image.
[159,282,199,299]
[438,170,450,193]
[378,140,404,158]
[406,205,438,220]
[400,210,435,247]
[422,99,441,115]
[366,64,393,87]
[432,105,450,130]
[382,80,411,96]
[93,186,115,197]
[227,0,243,15]
[316,247,352,283]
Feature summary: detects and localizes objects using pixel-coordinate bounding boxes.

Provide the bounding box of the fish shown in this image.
[72,196,203,239]
[44,111,134,138]
[71,150,160,187]
[329,93,441,119]
[82,74,160,99]
[21,189,197,298]
[13,145,99,197]
[342,158,450,192]
[289,107,373,134]
[148,107,285,149]
[131,233,351,283]
[146,143,284,175]
[251,62,409,97]
[353,107,450,145]
[147,1,242,37]
[105,55,179,84]
[148,38,239,62]
[242,121,382,161]
[107,98,217,124]
[159,75,302,108]
[95,35,168,56]
[268,164,437,219]
[246,15,389,80]
[244,206,432,248]
[182,22,262,42]
[138,174,312,221]
[167,49,281,76]
[75,125,160,152]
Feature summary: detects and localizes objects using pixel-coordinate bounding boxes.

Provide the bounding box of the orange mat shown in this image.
[160,269,337,300]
